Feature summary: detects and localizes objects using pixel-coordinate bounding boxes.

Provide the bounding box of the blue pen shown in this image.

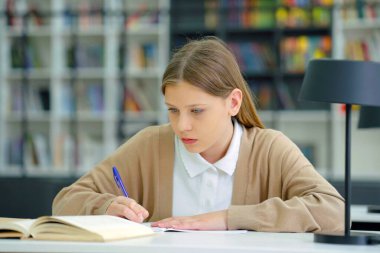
[112,166,129,197]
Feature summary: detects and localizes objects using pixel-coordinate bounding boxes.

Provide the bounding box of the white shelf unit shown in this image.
[0,0,169,177]
[330,0,380,180]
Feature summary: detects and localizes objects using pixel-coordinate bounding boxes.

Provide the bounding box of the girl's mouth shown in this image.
[181,138,197,144]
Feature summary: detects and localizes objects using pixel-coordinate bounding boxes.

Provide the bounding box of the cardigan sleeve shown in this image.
[52,127,155,216]
[52,158,120,216]
[227,133,345,232]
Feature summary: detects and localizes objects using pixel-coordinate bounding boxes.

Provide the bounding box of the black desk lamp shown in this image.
[299,59,380,245]
[358,106,380,214]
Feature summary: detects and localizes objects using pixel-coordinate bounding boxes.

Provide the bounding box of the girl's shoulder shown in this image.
[244,127,284,142]
[243,127,296,151]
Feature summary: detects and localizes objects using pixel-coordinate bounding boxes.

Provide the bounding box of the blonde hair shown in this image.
[161,36,264,129]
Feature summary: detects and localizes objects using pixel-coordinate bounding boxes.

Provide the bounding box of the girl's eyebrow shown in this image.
[165,102,207,107]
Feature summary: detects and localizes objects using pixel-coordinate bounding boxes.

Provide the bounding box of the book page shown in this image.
[152,227,247,234]
[144,223,247,234]
[0,218,35,238]
[30,215,154,242]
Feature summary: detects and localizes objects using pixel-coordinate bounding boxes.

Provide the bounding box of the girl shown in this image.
[53,37,344,232]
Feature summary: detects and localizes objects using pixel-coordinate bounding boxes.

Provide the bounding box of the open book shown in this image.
[0,215,154,242]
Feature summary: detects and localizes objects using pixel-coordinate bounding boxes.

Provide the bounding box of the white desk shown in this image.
[0,206,378,253]
[352,205,380,223]
[352,205,380,231]
[1,232,380,253]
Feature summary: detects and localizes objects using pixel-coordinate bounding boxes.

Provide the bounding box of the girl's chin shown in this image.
[183,144,203,154]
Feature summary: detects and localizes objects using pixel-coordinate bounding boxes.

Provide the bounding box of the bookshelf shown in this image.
[0,0,169,177]
[170,0,333,171]
[331,0,380,180]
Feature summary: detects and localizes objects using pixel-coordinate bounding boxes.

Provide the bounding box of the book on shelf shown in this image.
[10,84,50,113]
[63,1,104,29]
[124,88,141,112]
[344,31,380,61]
[28,4,45,26]
[129,42,158,70]
[228,42,275,72]
[6,0,48,27]
[123,81,154,112]
[129,80,154,110]
[249,81,275,110]
[276,0,332,28]
[52,132,103,173]
[204,0,218,29]
[281,35,331,73]
[11,37,50,69]
[7,133,50,168]
[23,133,50,168]
[76,83,104,114]
[223,0,276,28]
[60,84,75,116]
[66,41,104,69]
[312,6,331,27]
[53,132,76,171]
[340,0,380,21]
[7,136,23,166]
[276,84,295,110]
[0,215,154,242]
[257,84,275,110]
[125,3,160,28]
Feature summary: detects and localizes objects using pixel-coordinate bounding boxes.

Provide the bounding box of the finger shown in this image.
[108,202,141,222]
[115,197,149,220]
[152,218,185,228]
[120,205,144,223]
[151,217,175,227]
[172,220,201,230]
[154,217,202,230]
[127,200,149,220]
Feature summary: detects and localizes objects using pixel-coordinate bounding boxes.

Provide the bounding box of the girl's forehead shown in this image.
[166,81,205,94]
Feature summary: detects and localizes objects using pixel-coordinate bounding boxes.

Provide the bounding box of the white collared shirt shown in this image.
[172,120,243,216]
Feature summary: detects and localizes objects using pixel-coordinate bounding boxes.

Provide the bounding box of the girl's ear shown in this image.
[228,88,243,116]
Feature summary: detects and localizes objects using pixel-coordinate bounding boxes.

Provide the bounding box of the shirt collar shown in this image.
[176,119,243,178]
[214,119,243,175]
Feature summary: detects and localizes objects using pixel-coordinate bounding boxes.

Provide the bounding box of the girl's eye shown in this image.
[192,108,203,114]
[168,108,179,113]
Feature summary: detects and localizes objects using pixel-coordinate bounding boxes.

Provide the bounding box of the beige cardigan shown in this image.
[52,124,345,232]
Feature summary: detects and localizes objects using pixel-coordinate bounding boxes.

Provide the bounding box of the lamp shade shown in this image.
[299,59,380,106]
[358,106,380,128]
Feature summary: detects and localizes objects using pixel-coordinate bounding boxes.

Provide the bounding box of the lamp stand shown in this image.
[314,104,380,245]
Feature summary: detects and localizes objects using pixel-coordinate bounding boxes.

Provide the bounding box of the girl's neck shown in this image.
[200,120,234,164]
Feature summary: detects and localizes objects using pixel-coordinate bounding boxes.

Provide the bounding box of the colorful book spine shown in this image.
[228,42,275,72]
[281,35,331,73]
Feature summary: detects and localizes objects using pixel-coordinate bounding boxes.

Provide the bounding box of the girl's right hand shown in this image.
[106,196,149,223]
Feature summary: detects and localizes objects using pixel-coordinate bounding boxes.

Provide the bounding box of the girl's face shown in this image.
[164,81,241,163]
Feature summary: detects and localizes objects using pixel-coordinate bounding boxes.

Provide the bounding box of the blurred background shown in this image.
[0,0,379,218]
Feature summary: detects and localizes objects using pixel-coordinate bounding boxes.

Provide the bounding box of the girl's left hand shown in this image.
[151,210,227,230]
